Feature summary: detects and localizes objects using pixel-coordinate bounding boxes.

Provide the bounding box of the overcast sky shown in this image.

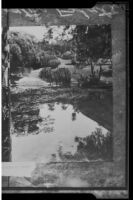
[9,26,47,41]
[9,26,75,43]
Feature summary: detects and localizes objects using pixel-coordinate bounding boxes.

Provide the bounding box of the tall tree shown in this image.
[9,31,38,71]
[73,25,112,76]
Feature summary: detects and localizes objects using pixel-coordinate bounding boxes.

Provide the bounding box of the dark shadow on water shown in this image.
[72,112,76,121]
[74,128,113,161]
[61,103,68,110]
[48,103,55,111]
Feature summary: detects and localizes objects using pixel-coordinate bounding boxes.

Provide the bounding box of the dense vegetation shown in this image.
[75,129,113,161]
[58,128,113,161]
[39,67,71,86]
[9,31,61,72]
[9,24,112,88]
[9,32,38,71]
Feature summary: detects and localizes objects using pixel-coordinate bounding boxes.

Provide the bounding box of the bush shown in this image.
[78,74,112,89]
[101,69,112,77]
[55,68,71,85]
[62,51,73,60]
[39,67,71,86]
[37,52,50,67]
[39,68,52,82]
[78,72,102,88]
[48,59,61,69]
[9,31,38,71]
[36,51,59,68]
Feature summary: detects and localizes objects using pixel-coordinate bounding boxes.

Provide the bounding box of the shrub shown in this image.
[39,67,71,86]
[55,68,71,85]
[48,59,61,69]
[62,51,73,60]
[78,71,102,88]
[36,51,59,68]
[39,68,52,83]
[101,69,112,77]
[9,31,38,71]
[37,52,50,67]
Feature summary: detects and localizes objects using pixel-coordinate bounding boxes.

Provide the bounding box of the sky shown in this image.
[9,26,75,43]
[9,26,47,41]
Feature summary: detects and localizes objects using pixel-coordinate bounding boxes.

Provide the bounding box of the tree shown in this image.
[9,31,39,71]
[73,25,112,77]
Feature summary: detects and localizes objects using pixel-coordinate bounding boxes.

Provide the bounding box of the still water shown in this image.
[12,102,109,163]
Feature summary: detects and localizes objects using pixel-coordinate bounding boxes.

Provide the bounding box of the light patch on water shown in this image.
[14,68,49,90]
[12,103,109,163]
[15,76,49,89]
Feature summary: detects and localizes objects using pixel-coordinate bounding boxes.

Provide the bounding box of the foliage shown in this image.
[36,50,60,68]
[73,25,111,63]
[48,59,61,69]
[36,51,50,67]
[77,70,112,89]
[78,72,100,88]
[9,31,39,71]
[75,128,113,160]
[72,25,112,81]
[40,40,73,57]
[62,51,73,60]
[39,67,71,86]
[9,31,61,71]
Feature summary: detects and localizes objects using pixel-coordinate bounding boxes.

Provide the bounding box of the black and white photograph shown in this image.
[9,24,113,163]
[2,7,128,198]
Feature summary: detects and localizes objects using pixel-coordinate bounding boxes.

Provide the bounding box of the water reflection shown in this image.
[61,103,68,110]
[48,103,55,111]
[72,112,76,121]
[12,102,112,162]
[12,107,41,136]
[74,128,112,161]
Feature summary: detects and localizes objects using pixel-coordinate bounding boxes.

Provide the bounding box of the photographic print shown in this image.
[2,6,128,198]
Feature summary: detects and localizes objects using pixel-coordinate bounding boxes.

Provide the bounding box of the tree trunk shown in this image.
[90,61,94,77]
[99,64,102,80]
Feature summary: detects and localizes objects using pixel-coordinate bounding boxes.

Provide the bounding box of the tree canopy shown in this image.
[9,24,112,72]
[72,25,111,64]
[9,31,38,71]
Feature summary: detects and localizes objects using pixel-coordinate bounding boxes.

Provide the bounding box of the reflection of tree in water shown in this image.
[72,102,80,121]
[12,107,42,136]
[48,103,55,111]
[37,114,55,134]
[73,105,79,113]
[72,112,76,121]
[57,128,112,161]
[75,128,113,161]
[57,145,75,161]
[61,103,68,110]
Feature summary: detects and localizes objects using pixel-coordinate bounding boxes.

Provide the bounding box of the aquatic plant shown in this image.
[39,67,71,86]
